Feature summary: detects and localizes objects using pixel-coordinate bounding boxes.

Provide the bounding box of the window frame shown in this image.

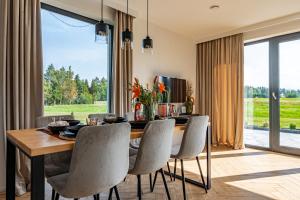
[41,3,114,113]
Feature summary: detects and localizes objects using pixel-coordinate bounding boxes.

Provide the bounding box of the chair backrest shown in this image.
[62,123,131,198]
[125,112,134,121]
[176,116,209,159]
[131,119,175,175]
[36,115,74,128]
[88,113,115,121]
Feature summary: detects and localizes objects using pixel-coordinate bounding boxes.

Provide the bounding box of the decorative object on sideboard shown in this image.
[95,0,109,43]
[122,0,133,49]
[130,76,168,121]
[185,81,194,114]
[142,0,153,54]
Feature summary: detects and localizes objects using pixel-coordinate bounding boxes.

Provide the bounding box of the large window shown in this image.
[244,32,300,155]
[41,4,113,122]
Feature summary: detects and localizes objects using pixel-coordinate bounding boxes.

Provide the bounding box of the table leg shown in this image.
[206,126,211,189]
[31,155,45,200]
[6,139,16,200]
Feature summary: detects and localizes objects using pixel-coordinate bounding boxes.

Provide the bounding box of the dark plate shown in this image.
[48,125,67,133]
[172,116,189,124]
[65,119,80,126]
[129,121,148,129]
[104,117,127,124]
[67,124,87,134]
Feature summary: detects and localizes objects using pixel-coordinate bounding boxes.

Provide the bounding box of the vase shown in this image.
[185,96,194,115]
[143,104,155,121]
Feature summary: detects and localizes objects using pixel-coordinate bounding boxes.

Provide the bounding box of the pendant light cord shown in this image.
[101,0,104,21]
[126,0,129,29]
[147,0,149,36]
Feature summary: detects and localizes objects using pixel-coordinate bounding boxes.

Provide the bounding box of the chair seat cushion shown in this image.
[128,155,137,173]
[171,144,181,158]
[47,173,69,194]
[129,147,138,156]
[45,151,72,178]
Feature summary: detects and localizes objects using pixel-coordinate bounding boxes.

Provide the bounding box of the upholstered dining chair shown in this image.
[48,123,131,200]
[36,115,74,200]
[88,113,115,121]
[129,119,175,200]
[169,116,209,199]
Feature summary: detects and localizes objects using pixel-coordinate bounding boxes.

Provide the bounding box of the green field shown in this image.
[44,101,107,122]
[244,98,300,129]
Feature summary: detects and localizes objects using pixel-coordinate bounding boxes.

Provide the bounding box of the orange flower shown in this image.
[158,82,166,93]
[132,85,141,99]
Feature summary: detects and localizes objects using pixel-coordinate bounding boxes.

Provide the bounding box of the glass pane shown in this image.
[41,9,109,122]
[279,39,300,149]
[244,42,270,148]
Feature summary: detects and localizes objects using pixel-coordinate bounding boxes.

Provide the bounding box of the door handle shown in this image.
[272,92,277,100]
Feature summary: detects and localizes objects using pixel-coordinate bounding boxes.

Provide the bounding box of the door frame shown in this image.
[245,32,300,156]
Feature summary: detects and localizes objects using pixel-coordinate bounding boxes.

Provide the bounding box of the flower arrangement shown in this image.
[130,76,167,120]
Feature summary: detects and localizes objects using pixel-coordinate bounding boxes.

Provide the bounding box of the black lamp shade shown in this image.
[95,20,108,36]
[122,28,133,43]
[142,36,153,49]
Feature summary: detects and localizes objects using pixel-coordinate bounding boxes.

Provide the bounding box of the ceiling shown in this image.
[44,0,300,41]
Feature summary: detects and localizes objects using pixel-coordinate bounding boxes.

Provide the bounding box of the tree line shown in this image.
[44,64,107,105]
[245,86,300,98]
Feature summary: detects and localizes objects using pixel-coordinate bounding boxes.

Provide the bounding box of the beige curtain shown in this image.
[0,0,43,195]
[112,10,133,116]
[196,33,244,149]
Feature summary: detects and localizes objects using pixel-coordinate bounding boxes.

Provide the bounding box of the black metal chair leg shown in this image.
[55,193,60,200]
[160,169,171,200]
[173,159,177,181]
[51,189,56,200]
[108,188,113,200]
[137,175,142,200]
[167,162,172,181]
[196,156,208,193]
[151,171,158,192]
[149,173,153,191]
[114,186,120,200]
[180,159,187,200]
[94,194,100,200]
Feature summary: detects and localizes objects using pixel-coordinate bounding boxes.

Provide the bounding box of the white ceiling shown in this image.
[45,0,300,41]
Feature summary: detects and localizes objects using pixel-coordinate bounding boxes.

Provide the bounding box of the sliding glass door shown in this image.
[245,32,300,155]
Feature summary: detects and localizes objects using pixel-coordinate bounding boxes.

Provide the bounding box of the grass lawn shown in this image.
[44,101,108,122]
[244,98,300,129]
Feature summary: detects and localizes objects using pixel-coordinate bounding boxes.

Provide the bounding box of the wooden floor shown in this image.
[1,146,300,200]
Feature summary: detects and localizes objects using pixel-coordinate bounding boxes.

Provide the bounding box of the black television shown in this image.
[158,76,186,103]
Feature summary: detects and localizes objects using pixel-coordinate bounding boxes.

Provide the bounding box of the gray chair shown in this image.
[170,116,209,199]
[129,119,175,200]
[48,123,131,200]
[36,115,74,200]
[88,113,115,121]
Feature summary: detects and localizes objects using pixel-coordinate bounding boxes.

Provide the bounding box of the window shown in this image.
[41,4,113,122]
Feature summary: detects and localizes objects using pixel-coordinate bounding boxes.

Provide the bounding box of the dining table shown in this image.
[6,123,211,200]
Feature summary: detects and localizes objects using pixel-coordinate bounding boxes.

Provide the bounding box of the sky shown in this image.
[244,39,300,90]
[41,9,108,83]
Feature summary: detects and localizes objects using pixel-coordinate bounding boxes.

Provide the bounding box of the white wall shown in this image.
[133,18,196,94]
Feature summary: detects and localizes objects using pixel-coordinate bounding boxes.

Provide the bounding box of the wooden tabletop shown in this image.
[6,125,186,157]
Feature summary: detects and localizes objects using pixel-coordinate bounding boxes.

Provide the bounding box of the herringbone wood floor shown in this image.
[1,146,300,200]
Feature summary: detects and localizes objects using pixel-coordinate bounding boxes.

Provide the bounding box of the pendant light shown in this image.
[122,0,133,48]
[142,0,153,54]
[95,0,109,43]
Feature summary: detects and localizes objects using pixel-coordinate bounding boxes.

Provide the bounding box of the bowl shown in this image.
[65,119,80,126]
